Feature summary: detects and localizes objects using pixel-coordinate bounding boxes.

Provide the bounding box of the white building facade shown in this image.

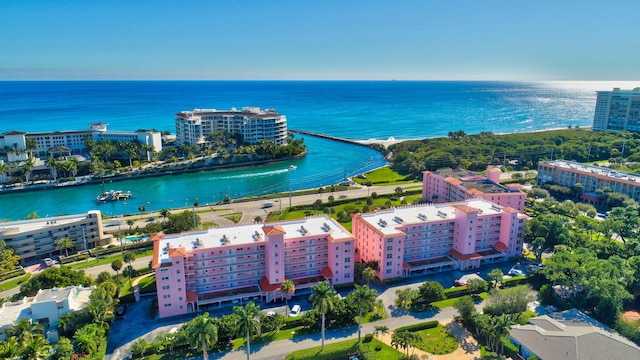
[175,107,288,146]
[0,123,162,161]
[593,87,640,132]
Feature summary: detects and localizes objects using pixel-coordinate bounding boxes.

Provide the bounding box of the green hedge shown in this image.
[502,275,529,287]
[395,320,439,333]
[0,268,26,282]
[444,286,471,298]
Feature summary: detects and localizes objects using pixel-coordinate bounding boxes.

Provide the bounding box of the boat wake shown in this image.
[210,168,291,180]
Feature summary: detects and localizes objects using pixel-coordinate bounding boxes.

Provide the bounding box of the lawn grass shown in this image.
[431,292,489,309]
[414,324,459,355]
[64,248,153,270]
[285,338,399,360]
[223,212,243,223]
[353,166,415,185]
[0,273,31,291]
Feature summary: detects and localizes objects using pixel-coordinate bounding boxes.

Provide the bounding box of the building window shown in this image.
[386,269,392,274]
[345,257,351,263]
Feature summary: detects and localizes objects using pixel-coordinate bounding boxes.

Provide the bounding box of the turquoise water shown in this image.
[125,235,149,242]
[0,80,631,220]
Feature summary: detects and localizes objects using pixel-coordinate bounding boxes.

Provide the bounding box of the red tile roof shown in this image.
[444,177,463,186]
[449,249,482,261]
[494,242,509,251]
[453,205,480,213]
[321,267,333,279]
[403,262,411,269]
[168,247,186,258]
[263,225,286,235]
[259,276,281,292]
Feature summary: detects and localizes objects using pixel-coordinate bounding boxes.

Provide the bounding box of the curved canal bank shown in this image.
[0,134,388,220]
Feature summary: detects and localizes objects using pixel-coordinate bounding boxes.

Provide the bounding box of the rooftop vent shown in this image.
[393,216,403,224]
[418,213,427,221]
[378,219,388,227]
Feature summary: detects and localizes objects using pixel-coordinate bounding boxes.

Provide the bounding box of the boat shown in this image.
[96,190,132,202]
[288,165,297,171]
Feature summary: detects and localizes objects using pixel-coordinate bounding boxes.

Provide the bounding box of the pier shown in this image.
[290,129,378,148]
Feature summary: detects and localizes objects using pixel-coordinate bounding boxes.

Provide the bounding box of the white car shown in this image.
[43,258,54,267]
[290,304,301,317]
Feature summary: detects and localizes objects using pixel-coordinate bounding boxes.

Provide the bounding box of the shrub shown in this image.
[395,320,438,332]
[363,333,373,343]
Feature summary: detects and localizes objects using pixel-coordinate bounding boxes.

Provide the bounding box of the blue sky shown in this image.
[1,1,639,80]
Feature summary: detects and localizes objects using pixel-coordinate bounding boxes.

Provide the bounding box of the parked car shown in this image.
[290,304,301,317]
[43,258,54,267]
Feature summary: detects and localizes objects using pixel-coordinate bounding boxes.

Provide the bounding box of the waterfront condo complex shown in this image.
[422,166,526,212]
[0,210,110,266]
[352,199,526,280]
[538,160,640,204]
[593,87,640,132]
[152,216,355,318]
[153,199,526,318]
[0,123,162,163]
[174,107,288,146]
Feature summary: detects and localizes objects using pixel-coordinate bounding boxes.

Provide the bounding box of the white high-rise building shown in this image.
[175,107,288,146]
[593,87,640,132]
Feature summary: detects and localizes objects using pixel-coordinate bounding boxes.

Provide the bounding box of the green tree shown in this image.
[349,284,378,342]
[130,338,150,359]
[164,210,201,233]
[73,324,104,356]
[418,281,445,304]
[309,281,337,350]
[373,325,389,340]
[395,288,418,310]
[362,266,376,285]
[280,279,295,317]
[19,266,92,296]
[466,278,488,295]
[185,313,218,360]
[21,333,51,360]
[51,337,74,360]
[56,237,74,257]
[0,336,21,360]
[233,301,262,360]
[454,295,477,323]
[160,208,171,222]
[488,268,504,288]
[111,258,123,275]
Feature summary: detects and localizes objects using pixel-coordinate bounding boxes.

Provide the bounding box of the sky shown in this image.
[1,1,639,81]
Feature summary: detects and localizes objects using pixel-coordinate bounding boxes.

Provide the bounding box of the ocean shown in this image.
[0,80,634,220]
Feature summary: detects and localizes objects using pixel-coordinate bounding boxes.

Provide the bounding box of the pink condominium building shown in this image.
[422,167,526,212]
[352,199,527,281]
[152,216,355,318]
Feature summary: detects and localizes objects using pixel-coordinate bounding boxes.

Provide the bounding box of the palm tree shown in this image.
[45,156,58,182]
[0,336,21,360]
[362,267,376,285]
[111,258,123,275]
[126,218,135,230]
[351,284,378,342]
[491,314,513,353]
[0,161,8,184]
[373,325,389,340]
[73,324,104,357]
[56,237,73,257]
[309,281,336,350]
[185,313,218,360]
[160,208,171,222]
[123,251,135,268]
[21,333,51,360]
[391,331,405,360]
[280,279,295,317]
[57,312,77,338]
[6,318,43,342]
[233,301,262,360]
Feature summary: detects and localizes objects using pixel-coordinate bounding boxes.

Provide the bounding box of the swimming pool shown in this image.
[124,235,149,242]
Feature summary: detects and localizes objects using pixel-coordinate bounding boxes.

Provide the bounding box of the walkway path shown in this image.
[376,320,479,360]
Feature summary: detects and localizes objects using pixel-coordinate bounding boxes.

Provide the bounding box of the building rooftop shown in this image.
[510,311,640,360]
[176,107,282,119]
[541,160,640,183]
[0,211,100,234]
[157,216,351,265]
[0,298,32,329]
[357,199,510,236]
[432,168,515,194]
